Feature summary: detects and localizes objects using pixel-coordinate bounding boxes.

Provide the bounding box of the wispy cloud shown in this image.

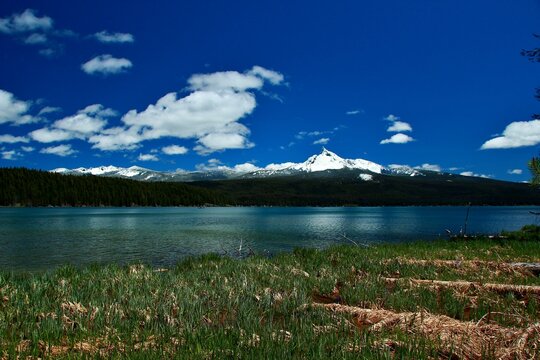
[40,144,77,157]
[94,30,134,43]
[508,169,523,175]
[0,134,29,143]
[414,163,441,172]
[313,137,330,145]
[38,106,62,116]
[481,119,540,149]
[346,109,363,115]
[1,150,22,160]
[460,171,491,179]
[81,55,133,75]
[138,153,158,161]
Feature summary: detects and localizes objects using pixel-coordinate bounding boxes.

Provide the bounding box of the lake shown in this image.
[0,206,537,272]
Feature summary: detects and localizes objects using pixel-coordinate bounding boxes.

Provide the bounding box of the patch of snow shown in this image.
[358,173,373,181]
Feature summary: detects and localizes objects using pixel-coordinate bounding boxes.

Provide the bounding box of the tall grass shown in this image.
[0,236,538,358]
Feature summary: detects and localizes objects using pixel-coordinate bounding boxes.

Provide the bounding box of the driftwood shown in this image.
[383,277,540,296]
[312,303,540,360]
[385,258,540,276]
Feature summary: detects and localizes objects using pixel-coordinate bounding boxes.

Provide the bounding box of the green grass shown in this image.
[1,231,539,359]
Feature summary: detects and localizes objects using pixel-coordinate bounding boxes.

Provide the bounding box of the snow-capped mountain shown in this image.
[51,148,427,182]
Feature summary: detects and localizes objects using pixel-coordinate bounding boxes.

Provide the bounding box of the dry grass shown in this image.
[311,303,540,359]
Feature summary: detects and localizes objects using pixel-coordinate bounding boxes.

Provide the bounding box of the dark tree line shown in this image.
[0,168,228,207]
[523,35,540,183]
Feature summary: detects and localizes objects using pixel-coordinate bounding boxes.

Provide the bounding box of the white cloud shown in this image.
[233,162,260,173]
[30,128,74,143]
[414,163,441,172]
[313,137,330,145]
[346,110,362,115]
[0,9,53,34]
[138,153,158,161]
[30,104,115,143]
[21,146,34,152]
[481,119,540,149]
[24,33,47,44]
[40,144,77,157]
[195,158,260,173]
[38,48,55,57]
[1,150,22,160]
[460,171,491,179]
[0,89,39,125]
[384,114,400,122]
[387,121,412,132]
[162,145,188,155]
[94,30,134,43]
[508,169,523,175]
[0,134,29,143]
[38,106,61,115]
[247,66,284,85]
[380,133,415,144]
[90,66,283,154]
[194,132,254,155]
[81,54,133,75]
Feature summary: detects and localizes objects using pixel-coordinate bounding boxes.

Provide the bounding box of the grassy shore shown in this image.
[1,229,539,359]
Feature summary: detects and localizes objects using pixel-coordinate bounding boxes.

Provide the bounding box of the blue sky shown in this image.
[1,0,539,181]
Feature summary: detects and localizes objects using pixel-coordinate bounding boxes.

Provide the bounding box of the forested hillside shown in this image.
[0,168,228,207]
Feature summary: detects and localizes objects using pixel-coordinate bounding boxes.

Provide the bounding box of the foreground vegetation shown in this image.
[1,229,539,358]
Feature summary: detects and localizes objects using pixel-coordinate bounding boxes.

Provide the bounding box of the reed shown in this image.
[1,232,538,359]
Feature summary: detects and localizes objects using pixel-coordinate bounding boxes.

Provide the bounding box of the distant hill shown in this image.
[2,147,540,206]
[0,168,228,207]
[192,170,540,206]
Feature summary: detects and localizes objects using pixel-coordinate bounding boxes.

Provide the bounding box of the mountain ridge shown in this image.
[51,148,427,182]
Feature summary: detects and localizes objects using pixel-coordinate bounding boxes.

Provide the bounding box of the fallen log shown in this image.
[383,277,540,296]
[311,303,540,360]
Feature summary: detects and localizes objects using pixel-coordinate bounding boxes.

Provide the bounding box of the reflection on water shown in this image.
[0,206,536,271]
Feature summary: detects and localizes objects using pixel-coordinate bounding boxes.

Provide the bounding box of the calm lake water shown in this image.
[0,206,537,272]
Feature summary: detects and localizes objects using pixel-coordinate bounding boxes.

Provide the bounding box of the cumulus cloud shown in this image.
[40,144,77,157]
[94,31,134,43]
[481,119,540,149]
[81,54,133,75]
[21,146,34,152]
[138,153,158,161]
[387,121,412,132]
[380,133,415,144]
[30,104,115,143]
[162,145,188,155]
[508,169,523,175]
[0,134,29,143]
[89,66,283,154]
[0,89,39,125]
[0,9,53,34]
[313,137,330,145]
